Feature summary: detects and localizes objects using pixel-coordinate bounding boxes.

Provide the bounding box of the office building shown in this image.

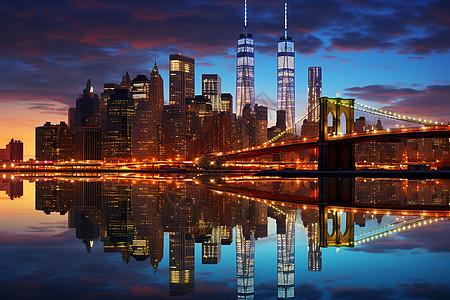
[102,86,134,160]
[75,79,100,128]
[221,93,233,114]
[277,2,295,129]
[202,74,222,112]
[35,121,75,161]
[169,54,195,107]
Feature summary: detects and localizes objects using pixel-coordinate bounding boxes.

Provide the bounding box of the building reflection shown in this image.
[0,177,23,200]
[32,177,450,298]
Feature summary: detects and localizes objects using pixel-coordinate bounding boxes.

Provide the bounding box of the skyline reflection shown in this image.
[1,175,450,299]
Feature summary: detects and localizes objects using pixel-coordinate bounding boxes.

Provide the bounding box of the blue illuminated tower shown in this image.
[236,0,255,118]
[277,2,295,129]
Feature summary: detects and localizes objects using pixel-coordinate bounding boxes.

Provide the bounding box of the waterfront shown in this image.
[1,175,450,299]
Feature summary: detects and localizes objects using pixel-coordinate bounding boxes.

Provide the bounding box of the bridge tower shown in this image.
[318,97,356,171]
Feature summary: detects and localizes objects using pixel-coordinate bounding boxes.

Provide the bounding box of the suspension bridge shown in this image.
[204,97,450,171]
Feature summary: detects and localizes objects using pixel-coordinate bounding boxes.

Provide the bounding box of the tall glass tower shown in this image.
[236,0,255,118]
[277,2,295,129]
[308,67,322,121]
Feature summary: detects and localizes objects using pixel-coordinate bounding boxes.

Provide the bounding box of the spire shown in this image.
[152,61,159,73]
[244,0,248,35]
[83,79,93,95]
[284,1,288,38]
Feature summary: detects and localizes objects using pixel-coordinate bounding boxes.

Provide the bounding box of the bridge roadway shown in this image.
[211,126,450,161]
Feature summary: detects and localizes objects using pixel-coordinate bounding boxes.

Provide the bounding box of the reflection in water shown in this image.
[1,175,446,298]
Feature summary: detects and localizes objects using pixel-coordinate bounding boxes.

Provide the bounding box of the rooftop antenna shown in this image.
[284,1,288,38]
[244,0,248,35]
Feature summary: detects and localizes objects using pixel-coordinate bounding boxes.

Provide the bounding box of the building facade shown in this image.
[35,121,75,161]
[277,2,295,129]
[307,67,322,122]
[169,54,195,107]
[202,74,222,112]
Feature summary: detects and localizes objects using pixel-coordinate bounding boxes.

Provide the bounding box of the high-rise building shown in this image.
[169,54,195,107]
[236,0,255,118]
[277,2,295,129]
[308,67,322,121]
[163,105,186,160]
[148,63,164,158]
[131,63,164,160]
[35,121,75,161]
[5,139,23,162]
[202,74,222,112]
[74,79,101,160]
[131,74,151,159]
[221,93,233,114]
[100,83,120,159]
[103,87,134,160]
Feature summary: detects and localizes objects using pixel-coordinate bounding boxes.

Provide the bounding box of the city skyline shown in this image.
[1,0,450,158]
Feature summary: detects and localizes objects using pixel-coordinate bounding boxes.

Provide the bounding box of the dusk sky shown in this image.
[1,0,449,158]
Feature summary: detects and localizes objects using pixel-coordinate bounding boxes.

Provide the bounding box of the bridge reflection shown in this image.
[6,175,448,299]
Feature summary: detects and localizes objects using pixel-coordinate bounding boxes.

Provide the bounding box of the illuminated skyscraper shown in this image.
[103,86,134,160]
[277,2,295,129]
[308,67,322,121]
[169,54,195,107]
[236,0,255,118]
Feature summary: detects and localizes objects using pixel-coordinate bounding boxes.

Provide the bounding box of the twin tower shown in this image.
[236,1,295,129]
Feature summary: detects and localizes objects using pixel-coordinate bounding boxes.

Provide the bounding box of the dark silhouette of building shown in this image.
[74,79,101,160]
[75,127,101,161]
[35,121,75,161]
[1,139,23,162]
[163,105,186,160]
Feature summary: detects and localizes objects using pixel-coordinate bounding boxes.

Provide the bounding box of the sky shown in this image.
[1,0,449,158]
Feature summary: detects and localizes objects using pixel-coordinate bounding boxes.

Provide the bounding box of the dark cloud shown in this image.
[343,84,450,122]
[327,32,396,52]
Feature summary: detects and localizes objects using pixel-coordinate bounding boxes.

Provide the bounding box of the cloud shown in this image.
[342,84,450,122]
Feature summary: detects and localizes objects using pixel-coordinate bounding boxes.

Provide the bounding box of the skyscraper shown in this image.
[74,79,101,160]
[277,2,295,129]
[169,54,195,107]
[236,0,255,118]
[202,74,222,112]
[103,86,134,160]
[308,67,322,121]
[131,74,151,159]
[131,65,164,160]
